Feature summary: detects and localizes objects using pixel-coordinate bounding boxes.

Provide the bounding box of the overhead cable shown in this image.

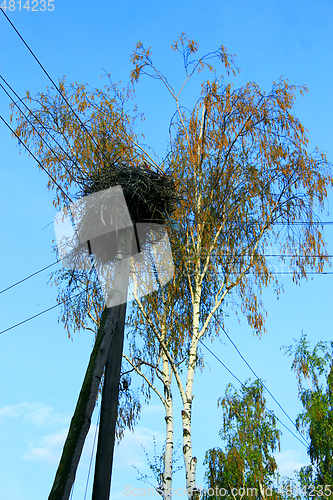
[217,322,309,445]
[1,253,332,297]
[0,75,87,184]
[0,114,72,204]
[0,260,60,295]
[0,81,84,189]
[0,286,95,335]
[198,338,309,448]
[1,9,113,167]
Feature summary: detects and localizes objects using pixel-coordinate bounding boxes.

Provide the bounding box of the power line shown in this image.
[0,301,62,335]
[0,260,60,295]
[217,322,309,445]
[184,215,333,226]
[190,253,333,259]
[0,286,94,335]
[168,308,309,448]
[0,114,72,204]
[1,10,148,176]
[198,338,309,448]
[263,221,333,226]
[0,9,109,163]
[181,269,333,276]
[0,81,82,191]
[230,254,333,258]
[257,271,333,275]
[84,406,101,500]
[1,252,332,297]
[0,75,87,184]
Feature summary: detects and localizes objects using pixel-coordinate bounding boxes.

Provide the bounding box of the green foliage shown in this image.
[204,380,282,499]
[284,334,333,498]
[10,34,333,497]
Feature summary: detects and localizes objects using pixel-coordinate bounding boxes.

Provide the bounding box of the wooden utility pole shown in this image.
[92,301,127,499]
[92,227,132,500]
[48,304,121,500]
[48,227,133,500]
[49,171,175,500]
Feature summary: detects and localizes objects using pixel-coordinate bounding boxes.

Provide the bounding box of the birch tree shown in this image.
[10,34,333,500]
[204,380,281,500]
[126,34,333,499]
[284,334,333,499]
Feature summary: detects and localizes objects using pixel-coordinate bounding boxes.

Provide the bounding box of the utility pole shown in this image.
[92,227,132,500]
[48,304,121,500]
[92,301,127,499]
[48,227,132,500]
[49,188,134,500]
[49,174,175,500]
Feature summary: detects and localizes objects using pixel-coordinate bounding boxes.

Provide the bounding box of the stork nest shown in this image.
[82,162,177,224]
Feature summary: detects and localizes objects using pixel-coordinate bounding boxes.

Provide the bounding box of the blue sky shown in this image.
[0,0,332,499]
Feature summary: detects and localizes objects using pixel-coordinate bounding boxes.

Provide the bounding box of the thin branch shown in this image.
[134,293,186,402]
[122,354,165,405]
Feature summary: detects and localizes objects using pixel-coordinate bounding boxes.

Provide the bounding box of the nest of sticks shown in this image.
[82,162,177,225]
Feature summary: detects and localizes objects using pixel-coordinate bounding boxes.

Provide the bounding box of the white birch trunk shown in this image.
[160,309,174,500]
[180,103,206,500]
[163,380,173,500]
[182,299,201,500]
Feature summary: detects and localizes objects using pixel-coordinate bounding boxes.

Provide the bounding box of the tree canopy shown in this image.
[284,334,333,499]
[10,34,333,500]
[204,380,281,500]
